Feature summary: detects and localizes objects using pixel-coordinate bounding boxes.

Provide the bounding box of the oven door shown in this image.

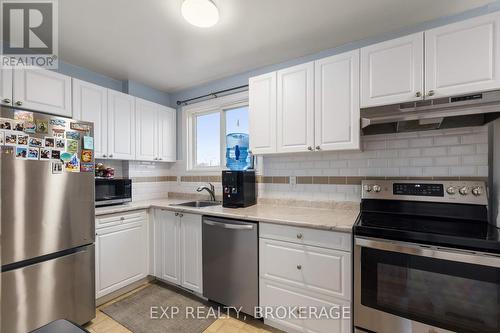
[354,237,500,333]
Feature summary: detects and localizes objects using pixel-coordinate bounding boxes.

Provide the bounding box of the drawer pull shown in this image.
[296,233,303,239]
[120,217,125,221]
[296,264,302,270]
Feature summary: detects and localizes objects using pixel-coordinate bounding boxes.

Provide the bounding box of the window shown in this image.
[185,92,249,171]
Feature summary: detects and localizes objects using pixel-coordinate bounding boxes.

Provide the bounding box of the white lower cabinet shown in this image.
[95,210,148,298]
[259,223,352,333]
[154,210,203,294]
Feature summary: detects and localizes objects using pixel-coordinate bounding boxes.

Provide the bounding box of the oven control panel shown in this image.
[362,180,487,205]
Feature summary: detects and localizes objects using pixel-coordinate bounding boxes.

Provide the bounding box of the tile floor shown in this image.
[84,283,281,333]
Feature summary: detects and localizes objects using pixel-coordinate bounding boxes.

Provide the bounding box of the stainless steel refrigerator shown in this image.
[1,107,95,333]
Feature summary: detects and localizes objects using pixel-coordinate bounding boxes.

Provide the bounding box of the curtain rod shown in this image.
[176,84,249,106]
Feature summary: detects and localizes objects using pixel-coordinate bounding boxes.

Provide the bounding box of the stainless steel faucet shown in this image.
[197,183,216,201]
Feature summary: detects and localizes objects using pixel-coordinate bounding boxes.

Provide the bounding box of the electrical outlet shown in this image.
[289,176,297,186]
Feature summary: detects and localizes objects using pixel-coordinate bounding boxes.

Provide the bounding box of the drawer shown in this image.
[96,210,147,229]
[259,223,351,251]
[260,279,351,333]
[260,238,351,300]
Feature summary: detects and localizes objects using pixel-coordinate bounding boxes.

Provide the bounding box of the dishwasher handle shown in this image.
[203,219,254,230]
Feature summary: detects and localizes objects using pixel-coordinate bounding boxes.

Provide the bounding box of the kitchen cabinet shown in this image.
[277,62,315,153]
[13,68,72,116]
[315,50,360,151]
[0,68,13,106]
[107,89,136,160]
[72,79,108,158]
[135,99,177,162]
[249,72,277,154]
[155,210,202,293]
[425,12,500,98]
[361,33,424,107]
[95,211,148,298]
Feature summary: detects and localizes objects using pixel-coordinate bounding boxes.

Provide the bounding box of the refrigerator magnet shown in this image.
[70,122,90,132]
[40,148,51,160]
[83,136,94,150]
[36,120,49,134]
[28,137,42,148]
[49,118,66,128]
[55,138,65,149]
[15,146,27,159]
[66,139,78,153]
[5,133,17,146]
[65,131,80,140]
[81,150,93,163]
[13,121,25,132]
[60,152,72,162]
[65,154,80,172]
[51,129,65,138]
[80,162,94,172]
[17,134,28,146]
[0,132,4,145]
[0,119,12,130]
[14,111,33,122]
[27,148,39,160]
[51,150,61,160]
[44,137,55,148]
[24,122,36,133]
[52,161,63,174]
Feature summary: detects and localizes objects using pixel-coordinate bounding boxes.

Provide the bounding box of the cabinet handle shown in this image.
[296,264,302,270]
[15,101,22,106]
[415,91,422,97]
[315,146,321,150]
[179,213,184,218]
[109,154,113,158]
[2,98,11,104]
[159,158,163,161]
[175,212,179,216]
[427,90,435,97]
[102,154,107,158]
[296,233,303,239]
[307,146,313,151]
[120,217,125,221]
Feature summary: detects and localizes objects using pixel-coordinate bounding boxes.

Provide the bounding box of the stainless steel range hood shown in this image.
[361,91,500,135]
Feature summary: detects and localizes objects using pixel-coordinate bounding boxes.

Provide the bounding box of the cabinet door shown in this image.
[361,32,424,107]
[180,213,203,294]
[72,79,108,158]
[277,62,315,153]
[315,50,360,151]
[135,98,158,161]
[155,210,181,285]
[0,68,13,106]
[95,220,148,298]
[13,68,72,116]
[249,72,277,154]
[425,12,500,98]
[107,90,136,160]
[158,106,177,162]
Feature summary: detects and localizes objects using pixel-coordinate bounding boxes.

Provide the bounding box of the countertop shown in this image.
[95,198,360,233]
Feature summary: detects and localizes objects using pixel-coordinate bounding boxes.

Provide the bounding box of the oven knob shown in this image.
[363,184,372,193]
[372,185,382,193]
[446,186,456,195]
[459,187,468,196]
[472,187,482,196]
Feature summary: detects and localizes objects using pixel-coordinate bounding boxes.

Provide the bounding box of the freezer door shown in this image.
[1,245,95,333]
[1,157,95,265]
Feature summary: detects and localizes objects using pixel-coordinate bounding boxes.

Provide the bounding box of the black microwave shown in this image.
[95,178,132,207]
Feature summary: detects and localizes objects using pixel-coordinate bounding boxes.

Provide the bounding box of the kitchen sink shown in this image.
[171,201,221,208]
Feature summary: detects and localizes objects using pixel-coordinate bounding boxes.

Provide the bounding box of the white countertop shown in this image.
[95,198,360,233]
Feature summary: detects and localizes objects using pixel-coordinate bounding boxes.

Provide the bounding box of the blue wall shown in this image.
[170,1,500,107]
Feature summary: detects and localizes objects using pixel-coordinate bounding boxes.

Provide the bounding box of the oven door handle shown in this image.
[355,237,500,268]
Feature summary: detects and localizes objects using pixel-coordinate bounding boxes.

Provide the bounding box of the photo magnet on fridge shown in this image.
[52,161,63,174]
[13,121,25,132]
[60,152,72,162]
[36,120,49,134]
[81,149,93,163]
[66,139,78,153]
[5,133,17,146]
[0,119,12,130]
[50,118,66,128]
[80,162,94,172]
[51,150,61,160]
[15,147,27,159]
[40,148,51,160]
[14,111,33,122]
[51,129,65,138]
[28,137,43,148]
[27,148,39,160]
[55,138,65,149]
[17,134,28,146]
[0,131,4,145]
[65,131,80,140]
[65,154,80,172]
[24,122,36,133]
[83,136,94,150]
[44,137,55,148]
[70,122,90,132]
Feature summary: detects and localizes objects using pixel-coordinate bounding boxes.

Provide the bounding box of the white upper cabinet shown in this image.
[107,90,136,160]
[0,69,13,106]
[315,50,360,151]
[361,33,424,107]
[135,98,158,161]
[277,62,315,153]
[158,106,177,162]
[249,72,277,154]
[72,79,108,158]
[425,12,500,98]
[13,68,72,116]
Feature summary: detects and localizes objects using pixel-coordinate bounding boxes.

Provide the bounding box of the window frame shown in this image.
[184,91,249,172]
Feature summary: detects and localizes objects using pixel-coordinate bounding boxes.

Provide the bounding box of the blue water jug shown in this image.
[226,133,250,170]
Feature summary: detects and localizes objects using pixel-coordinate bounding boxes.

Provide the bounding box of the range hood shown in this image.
[361,91,500,135]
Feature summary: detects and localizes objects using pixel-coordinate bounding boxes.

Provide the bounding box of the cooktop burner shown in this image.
[354,179,500,253]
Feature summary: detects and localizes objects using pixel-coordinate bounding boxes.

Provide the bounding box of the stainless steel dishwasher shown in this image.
[202,216,258,316]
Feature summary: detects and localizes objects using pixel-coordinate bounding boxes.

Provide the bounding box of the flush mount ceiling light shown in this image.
[181,0,219,28]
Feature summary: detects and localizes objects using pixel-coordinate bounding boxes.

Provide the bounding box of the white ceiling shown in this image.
[59,0,493,92]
